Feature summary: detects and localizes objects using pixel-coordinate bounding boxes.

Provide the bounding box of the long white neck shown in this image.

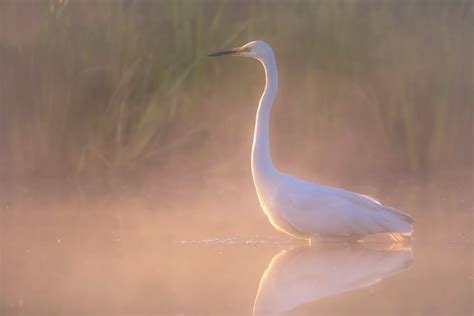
[251,53,279,193]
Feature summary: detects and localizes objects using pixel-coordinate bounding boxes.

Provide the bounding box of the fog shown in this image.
[0,1,472,315]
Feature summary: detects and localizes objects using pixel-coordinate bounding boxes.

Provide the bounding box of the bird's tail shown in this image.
[383,206,414,235]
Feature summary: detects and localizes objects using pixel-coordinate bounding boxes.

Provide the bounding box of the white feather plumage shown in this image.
[210,40,414,241]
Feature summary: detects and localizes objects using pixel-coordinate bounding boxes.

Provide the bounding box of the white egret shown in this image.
[209,41,414,243]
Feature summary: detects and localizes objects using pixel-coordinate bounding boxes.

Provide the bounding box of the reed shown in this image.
[0,0,471,178]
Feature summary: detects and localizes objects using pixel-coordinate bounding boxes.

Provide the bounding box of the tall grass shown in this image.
[0,0,471,178]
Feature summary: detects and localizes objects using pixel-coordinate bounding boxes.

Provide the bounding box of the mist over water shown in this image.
[1,1,472,315]
[2,172,472,314]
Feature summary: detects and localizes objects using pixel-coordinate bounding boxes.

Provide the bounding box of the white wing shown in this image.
[271,177,414,237]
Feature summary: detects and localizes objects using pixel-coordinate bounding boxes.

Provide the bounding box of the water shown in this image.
[1,175,472,315]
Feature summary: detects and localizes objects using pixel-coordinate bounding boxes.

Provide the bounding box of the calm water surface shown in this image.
[1,176,472,315]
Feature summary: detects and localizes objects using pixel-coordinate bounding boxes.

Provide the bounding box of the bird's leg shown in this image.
[388,233,397,242]
[388,233,401,242]
[310,235,361,246]
[385,242,411,252]
[388,232,412,243]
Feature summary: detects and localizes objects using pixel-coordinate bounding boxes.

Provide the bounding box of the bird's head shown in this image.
[208,40,273,61]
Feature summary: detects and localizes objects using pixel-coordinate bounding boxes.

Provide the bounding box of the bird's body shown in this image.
[259,173,413,240]
[209,40,414,242]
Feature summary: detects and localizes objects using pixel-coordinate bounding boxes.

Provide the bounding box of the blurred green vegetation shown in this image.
[0,0,472,179]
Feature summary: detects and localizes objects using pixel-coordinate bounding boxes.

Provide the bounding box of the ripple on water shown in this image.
[175,235,299,246]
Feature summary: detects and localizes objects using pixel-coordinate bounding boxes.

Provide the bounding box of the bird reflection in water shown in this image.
[253,242,413,315]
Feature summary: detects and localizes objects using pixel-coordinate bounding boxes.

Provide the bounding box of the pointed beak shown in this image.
[208,46,249,57]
